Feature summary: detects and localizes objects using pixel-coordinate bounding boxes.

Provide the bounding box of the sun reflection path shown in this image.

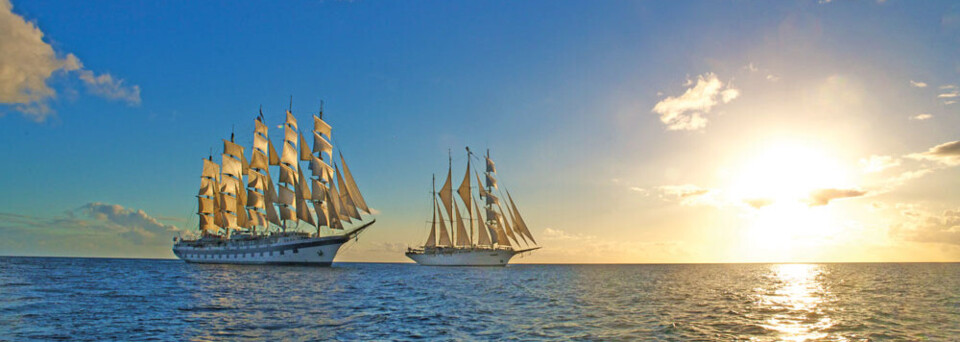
[757,264,835,342]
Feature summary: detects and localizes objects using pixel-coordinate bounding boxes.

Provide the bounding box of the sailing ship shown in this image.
[405,148,540,266]
[172,104,375,266]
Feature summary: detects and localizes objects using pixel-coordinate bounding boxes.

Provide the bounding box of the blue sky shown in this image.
[2,0,960,262]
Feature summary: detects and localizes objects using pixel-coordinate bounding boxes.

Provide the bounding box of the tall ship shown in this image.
[406,148,540,266]
[173,104,375,266]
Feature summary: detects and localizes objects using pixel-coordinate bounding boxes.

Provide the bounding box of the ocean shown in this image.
[1,257,958,341]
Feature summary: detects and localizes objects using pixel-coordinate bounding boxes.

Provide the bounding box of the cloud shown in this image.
[0,0,140,121]
[743,198,774,209]
[77,70,141,105]
[651,73,739,131]
[891,208,960,246]
[542,227,594,241]
[657,184,711,199]
[807,188,867,206]
[910,80,928,88]
[766,74,780,82]
[859,155,901,173]
[909,114,933,121]
[908,140,960,166]
[938,85,959,104]
[82,202,183,244]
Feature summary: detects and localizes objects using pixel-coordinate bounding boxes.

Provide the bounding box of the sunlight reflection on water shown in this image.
[759,264,834,342]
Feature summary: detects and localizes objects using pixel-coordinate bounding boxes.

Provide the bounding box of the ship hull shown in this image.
[173,235,348,266]
[405,248,522,266]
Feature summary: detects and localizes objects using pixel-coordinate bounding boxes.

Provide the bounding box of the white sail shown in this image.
[198,196,214,214]
[250,150,269,171]
[247,170,268,191]
[295,164,316,227]
[285,110,298,130]
[486,192,500,206]
[313,132,333,156]
[425,201,438,247]
[439,168,454,221]
[486,156,496,173]
[222,155,242,179]
[246,190,265,208]
[336,165,362,220]
[457,159,472,213]
[223,139,245,160]
[496,202,521,245]
[278,164,297,185]
[299,133,312,161]
[314,115,332,139]
[454,205,471,246]
[198,178,216,197]
[323,176,343,229]
[268,140,280,166]
[486,173,498,189]
[310,156,332,180]
[278,186,296,205]
[202,159,221,180]
[436,201,452,246]
[254,119,268,137]
[325,169,350,225]
[219,176,241,195]
[474,200,492,245]
[311,179,326,201]
[313,201,328,227]
[339,153,369,213]
[507,190,536,244]
[199,214,218,231]
[253,134,268,156]
[279,206,296,222]
[281,142,298,167]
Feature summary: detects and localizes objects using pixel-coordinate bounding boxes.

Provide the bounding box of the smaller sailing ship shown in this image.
[406,148,540,266]
[172,103,375,266]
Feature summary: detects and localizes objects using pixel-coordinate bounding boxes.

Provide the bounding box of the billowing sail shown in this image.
[313,132,333,156]
[202,159,221,180]
[250,150,268,171]
[325,169,349,225]
[486,156,496,173]
[507,190,536,244]
[198,197,214,214]
[281,142,298,167]
[314,115,332,139]
[286,110,298,130]
[454,205,471,246]
[223,140,245,161]
[222,155,242,179]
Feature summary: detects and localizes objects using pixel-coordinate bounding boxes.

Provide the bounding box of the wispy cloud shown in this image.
[0,0,140,121]
[910,80,928,88]
[909,114,933,121]
[891,208,960,246]
[651,73,739,131]
[860,155,901,173]
[807,188,867,206]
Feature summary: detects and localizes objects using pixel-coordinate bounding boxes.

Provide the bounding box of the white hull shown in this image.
[405,247,529,266]
[174,235,347,266]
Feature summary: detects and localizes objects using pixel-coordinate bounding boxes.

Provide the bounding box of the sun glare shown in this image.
[727,141,855,260]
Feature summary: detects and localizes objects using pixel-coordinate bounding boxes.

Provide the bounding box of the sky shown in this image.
[1,0,959,263]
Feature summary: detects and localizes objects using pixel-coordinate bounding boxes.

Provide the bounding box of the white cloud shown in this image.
[891,207,960,246]
[651,73,740,131]
[0,0,140,121]
[860,155,901,173]
[909,114,933,121]
[766,74,780,82]
[909,80,927,88]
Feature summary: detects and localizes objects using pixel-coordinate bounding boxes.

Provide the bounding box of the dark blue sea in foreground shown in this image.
[1,257,958,341]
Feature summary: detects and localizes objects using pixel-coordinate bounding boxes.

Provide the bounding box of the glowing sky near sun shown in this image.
[1,0,959,262]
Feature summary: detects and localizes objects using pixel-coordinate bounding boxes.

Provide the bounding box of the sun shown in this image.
[728,141,852,204]
[725,140,856,260]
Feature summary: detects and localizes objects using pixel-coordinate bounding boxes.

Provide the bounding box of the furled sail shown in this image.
[486,156,496,173]
[486,173,498,189]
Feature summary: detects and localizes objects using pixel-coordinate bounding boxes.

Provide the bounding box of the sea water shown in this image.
[1,257,958,341]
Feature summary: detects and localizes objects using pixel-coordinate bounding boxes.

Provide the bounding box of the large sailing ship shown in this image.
[405,148,540,266]
[173,105,375,266]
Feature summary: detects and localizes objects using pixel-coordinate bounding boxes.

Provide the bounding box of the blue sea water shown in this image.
[1,257,958,341]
